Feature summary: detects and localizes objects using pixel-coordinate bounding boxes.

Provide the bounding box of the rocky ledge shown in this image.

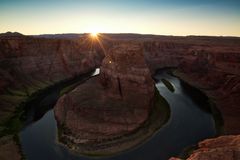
[170,135,240,160]
[143,37,240,134]
[54,42,169,156]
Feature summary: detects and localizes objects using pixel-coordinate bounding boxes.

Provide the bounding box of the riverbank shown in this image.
[151,68,222,159]
[172,69,224,135]
[19,69,217,160]
[0,68,216,160]
[0,69,96,160]
[56,86,170,157]
[167,69,224,159]
[54,42,171,157]
[0,135,22,160]
[1,69,95,137]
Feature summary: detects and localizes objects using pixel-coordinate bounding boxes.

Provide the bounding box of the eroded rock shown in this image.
[170,135,240,160]
[54,42,156,154]
[143,38,240,134]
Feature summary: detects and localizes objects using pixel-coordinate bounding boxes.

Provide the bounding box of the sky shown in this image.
[0,0,240,36]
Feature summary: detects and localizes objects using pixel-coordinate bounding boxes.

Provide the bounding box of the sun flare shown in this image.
[90,32,98,38]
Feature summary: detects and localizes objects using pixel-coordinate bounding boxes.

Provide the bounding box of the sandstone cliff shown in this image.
[0,33,104,133]
[0,33,104,159]
[0,33,240,159]
[53,35,240,156]
[170,135,240,160]
[100,42,154,104]
[54,42,160,155]
[143,37,240,134]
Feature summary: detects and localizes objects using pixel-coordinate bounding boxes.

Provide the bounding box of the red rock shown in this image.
[143,37,240,134]
[0,33,240,158]
[0,33,104,124]
[54,42,155,153]
[170,135,240,160]
[100,42,154,101]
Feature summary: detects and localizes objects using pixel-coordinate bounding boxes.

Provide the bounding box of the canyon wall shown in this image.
[54,42,158,154]
[141,37,240,159]
[0,33,104,127]
[98,35,240,134]
[170,135,240,160]
[0,33,239,159]
[142,37,240,135]
[100,42,154,103]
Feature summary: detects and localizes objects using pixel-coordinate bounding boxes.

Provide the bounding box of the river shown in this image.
[19,69,216,160]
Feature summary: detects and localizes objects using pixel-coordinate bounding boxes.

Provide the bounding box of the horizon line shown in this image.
[1,31,240,38]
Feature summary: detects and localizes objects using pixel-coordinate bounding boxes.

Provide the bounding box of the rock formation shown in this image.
[54,42,159,155]
[0,34,103,124]
[143,37,240,134]
[100,42,154,103]
[0,33,104,159]
[169,135,240,160]
[0,32,240,159]
[0,135,21,160]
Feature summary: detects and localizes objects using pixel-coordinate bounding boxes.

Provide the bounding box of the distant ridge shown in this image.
[0,32,24,37]
[33,33,84,39]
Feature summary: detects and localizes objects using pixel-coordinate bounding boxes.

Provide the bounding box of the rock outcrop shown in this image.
[0,34,103,125]
[100,42,154,105]
[0,33,104,159]
[54,42,158,155]
[0,32,240,159]
[170,135,240,160]
[143,37,240,134]
[0,136,21,160]
[6,34,237,135]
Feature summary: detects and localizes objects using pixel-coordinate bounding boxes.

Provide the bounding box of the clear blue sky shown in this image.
[1,0,240,36]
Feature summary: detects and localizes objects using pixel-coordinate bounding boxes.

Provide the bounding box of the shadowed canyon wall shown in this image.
[0,33,104,126]
[142,37,240,134]
[170,135,240,160]
[0,33,239,159]
[1,33,240,134]
[54,42,158,154]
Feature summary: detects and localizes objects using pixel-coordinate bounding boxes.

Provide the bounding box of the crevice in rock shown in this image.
[117,77,122,97]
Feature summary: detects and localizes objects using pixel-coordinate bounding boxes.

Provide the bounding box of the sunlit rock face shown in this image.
[169,135,240,160]
[54,42,155,154]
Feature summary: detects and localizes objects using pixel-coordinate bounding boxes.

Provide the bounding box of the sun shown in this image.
[90,32,98,38]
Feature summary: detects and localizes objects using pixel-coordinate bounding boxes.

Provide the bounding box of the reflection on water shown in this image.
[20,70,216,160]
[91,68,100,76]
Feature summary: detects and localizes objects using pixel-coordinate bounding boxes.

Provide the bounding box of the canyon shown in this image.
[0,32,240,159]
[54,42,168,155]
[0,32,103,127]
[0,32,104,160]
[143,36,240,134]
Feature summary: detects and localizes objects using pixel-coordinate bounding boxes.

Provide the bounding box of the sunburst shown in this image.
[90,32,98,38]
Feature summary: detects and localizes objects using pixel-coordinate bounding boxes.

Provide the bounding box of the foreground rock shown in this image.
[0,136,21,160]
[170,135,240,160]
[54,42,169,155]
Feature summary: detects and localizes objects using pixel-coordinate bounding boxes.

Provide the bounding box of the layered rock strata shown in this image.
[0,33,104,159]
[0,33,240,159]
[143,37,240,134]
[54,42,160,155]
[0,33,103,125]
[170,135,240,160]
